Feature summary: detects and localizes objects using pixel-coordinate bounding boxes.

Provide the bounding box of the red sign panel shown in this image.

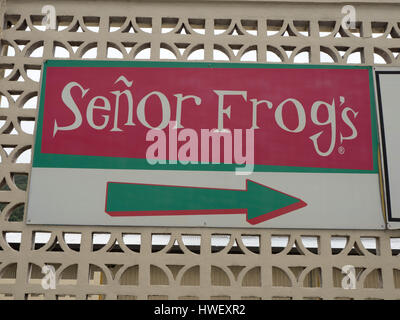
[38,62,376,171]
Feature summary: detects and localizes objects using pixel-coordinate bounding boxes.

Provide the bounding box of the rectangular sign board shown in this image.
[27,60,385,229]
[375,68,400,229]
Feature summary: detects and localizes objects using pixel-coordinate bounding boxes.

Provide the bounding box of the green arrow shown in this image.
[105,179,307,225]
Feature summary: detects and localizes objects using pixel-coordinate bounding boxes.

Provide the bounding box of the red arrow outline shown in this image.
[105,179,307,225]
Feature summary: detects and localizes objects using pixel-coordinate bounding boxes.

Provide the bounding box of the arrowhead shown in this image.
[244,179,307,225]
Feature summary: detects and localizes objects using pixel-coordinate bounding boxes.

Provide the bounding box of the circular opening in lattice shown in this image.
[7,203,24,222]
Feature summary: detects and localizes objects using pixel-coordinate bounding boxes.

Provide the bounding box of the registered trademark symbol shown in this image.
[338,146,345,155]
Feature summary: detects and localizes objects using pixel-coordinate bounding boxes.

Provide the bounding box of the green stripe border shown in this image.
[33,60,379,174]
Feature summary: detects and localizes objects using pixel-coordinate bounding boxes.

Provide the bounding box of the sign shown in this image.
[375,68,400,229]
[26,60,385,229]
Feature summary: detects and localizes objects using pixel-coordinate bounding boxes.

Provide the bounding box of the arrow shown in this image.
[105,179,307,225]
